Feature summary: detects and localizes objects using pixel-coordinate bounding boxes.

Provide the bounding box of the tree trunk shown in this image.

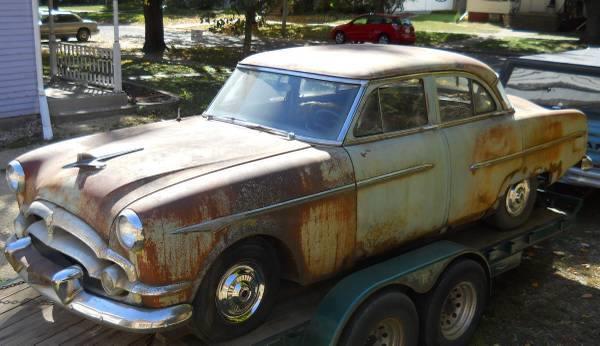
[243,7,255,57]
[376,0,385,13]
[281,0,288,38]
[143,0,167,54]
[584,0,600,44]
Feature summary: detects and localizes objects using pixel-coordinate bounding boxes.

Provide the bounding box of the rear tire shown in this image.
[487,177,537,230]
[76,28,90,42]
[335,31,346,44]
[419,260,488,346]
[190,239,280,342]
[339,289,418,346]
[378,34,390,44]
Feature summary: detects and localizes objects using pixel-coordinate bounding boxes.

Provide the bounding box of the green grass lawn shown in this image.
[121,46,238,115]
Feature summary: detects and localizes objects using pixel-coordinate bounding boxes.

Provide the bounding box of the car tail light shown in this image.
[404,26,411,34]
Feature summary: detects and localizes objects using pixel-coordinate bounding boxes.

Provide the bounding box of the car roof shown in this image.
[356,12,413,19]
[517,48,600,69]
[239,45,499,84]
[39,10,78,15]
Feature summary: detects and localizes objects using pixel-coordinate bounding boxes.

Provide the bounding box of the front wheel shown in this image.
[487,177,537,230]
[190,239,280,342]
[335,31,346,44]
[419,260,488,346]
[76,28,90,42]
[339,290,419,346]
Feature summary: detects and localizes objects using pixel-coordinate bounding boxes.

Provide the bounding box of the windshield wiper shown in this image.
[202,113,296,140]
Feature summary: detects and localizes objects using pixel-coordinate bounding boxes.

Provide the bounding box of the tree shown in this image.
[224,0,273,57]
[583,0,600,44]
[281,0,288,38]
[143,0,167,54]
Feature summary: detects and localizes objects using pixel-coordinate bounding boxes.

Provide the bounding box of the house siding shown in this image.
[0,0,39,119]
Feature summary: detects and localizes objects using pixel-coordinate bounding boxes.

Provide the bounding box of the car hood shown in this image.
[19,117,310,239]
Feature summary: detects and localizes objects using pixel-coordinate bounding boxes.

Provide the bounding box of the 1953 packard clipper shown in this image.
[4,45,589,341]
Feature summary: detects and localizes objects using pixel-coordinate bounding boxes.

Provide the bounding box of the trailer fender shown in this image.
[302,240,490,346]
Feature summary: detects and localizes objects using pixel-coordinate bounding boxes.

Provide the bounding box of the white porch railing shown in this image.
[56,43,115,89]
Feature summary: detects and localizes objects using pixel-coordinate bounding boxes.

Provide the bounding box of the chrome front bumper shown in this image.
[4,235,192,333]
[561,167,600,189]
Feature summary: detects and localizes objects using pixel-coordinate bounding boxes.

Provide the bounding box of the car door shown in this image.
[62,14,81,35]
[346,16,368,42]
[344,76,451,258]
[365,15,384,42]
[435,74,523,225]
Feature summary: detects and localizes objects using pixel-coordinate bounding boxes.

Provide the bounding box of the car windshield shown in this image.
[505,67,600,119]
[205,68,361,142]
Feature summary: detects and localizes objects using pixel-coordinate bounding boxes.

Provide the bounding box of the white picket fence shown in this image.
[56,43,115,89]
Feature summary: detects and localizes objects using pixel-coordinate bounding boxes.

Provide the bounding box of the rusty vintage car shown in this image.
[4,45,588,341]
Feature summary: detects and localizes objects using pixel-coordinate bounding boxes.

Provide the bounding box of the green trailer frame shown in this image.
[215,190,582,346]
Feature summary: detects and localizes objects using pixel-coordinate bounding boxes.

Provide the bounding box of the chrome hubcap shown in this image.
[336,33,344,43]
[365,318,404,346]
[505,180,531,216]
[440,281,477,340]
[379,36,389,44]
[216,263,265,323]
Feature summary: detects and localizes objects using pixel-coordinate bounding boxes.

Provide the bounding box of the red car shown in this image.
[331,13,416,45]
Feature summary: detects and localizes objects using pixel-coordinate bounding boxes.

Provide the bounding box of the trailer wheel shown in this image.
[487,177,537,230]
[419,259,488,346]
[190,239,280,342]
[339,290,418,346]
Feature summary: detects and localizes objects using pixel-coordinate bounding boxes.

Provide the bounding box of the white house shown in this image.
[0,0,52,139]
[402,0,456,12]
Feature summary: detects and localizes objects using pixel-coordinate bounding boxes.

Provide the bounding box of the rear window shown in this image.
[505,67,600,117]
[392,17,412,25]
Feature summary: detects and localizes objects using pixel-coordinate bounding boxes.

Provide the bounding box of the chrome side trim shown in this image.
[356,164,435,188]
[470,131,586,171]
[171,183,356,234]
[26,200,138,282]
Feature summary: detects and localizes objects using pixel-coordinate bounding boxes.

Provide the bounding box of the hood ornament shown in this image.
[63,147,144,169]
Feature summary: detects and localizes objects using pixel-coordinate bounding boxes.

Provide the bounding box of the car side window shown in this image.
[436,76,473,122]
[354,78,428,137]
[367,16,384,24]
[472,81,496,115]
[354,92,383,137]
[352,17,367,25]
[379,79,428,132]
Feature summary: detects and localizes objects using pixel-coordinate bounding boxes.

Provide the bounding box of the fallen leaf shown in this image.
[582,264,591,269]
[553,251,566,256]
[581,293,593,299]
[580,242,590,248]
[531,281,539,288]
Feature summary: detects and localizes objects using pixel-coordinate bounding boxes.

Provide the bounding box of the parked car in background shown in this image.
[331,13,416,45]
[39,10,99,42]
[501,48,599,188]
[4,45,588,343]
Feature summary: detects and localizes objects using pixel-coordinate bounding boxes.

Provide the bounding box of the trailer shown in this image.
[160,190,582,346]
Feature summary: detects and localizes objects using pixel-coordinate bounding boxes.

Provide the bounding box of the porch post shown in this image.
[113,0,123,92]
[33,0,53,140]
[47,0,58,78]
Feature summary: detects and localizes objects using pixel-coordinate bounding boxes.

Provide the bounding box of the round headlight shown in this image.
[5,160,25,193]
[117,209,144,251]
